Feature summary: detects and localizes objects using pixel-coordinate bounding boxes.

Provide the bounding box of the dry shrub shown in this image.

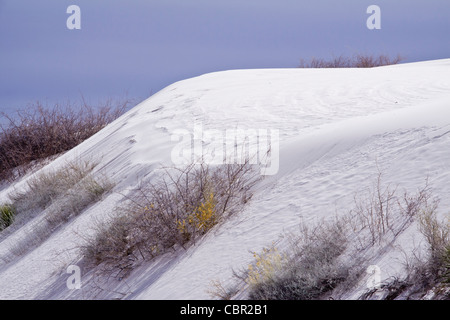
[0,97,132,182]
[82,161,260,278]
[247,217,352,300]
[298,53,404,68]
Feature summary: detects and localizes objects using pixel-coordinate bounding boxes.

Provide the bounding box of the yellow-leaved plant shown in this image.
[193,191,217,233]
[247,245,285,286]
[176,187,218,241]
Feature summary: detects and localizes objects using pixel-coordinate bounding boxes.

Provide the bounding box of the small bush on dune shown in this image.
[0,97,132,182]
[82,161,260,278]
[247,218,352,300]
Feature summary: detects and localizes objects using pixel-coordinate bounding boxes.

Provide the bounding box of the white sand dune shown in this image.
[0,58,449,300]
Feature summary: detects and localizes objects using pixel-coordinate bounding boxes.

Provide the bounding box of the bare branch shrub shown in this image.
[298,54,404,68]
[81,160,260,278]
[350,173,432,246]
[351,172,398,245]
[0,97,132,182]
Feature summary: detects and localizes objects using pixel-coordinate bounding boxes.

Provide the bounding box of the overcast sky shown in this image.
[0,0,449,113]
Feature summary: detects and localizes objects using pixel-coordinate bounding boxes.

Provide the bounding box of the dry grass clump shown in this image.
[10,160,109,214]
[348,173,432,246]
[246,218,353,300]
[0,204,15,231]
[3,159,113,257]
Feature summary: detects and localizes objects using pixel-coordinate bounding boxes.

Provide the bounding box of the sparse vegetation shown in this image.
[247,245,286,288]
[238,174,448,300]
[298,53,404,68]
[9,159,109,214]
[0,97,132,182]
[2,159,113,257]
[380,204,450,299]
[246,217,354,300]
[418,203,449,277]
[443,246,450,285]
[82,161,260,279]
[349,172,432,246]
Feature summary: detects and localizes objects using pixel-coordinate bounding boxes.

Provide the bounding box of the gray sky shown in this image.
[0,0,449,113]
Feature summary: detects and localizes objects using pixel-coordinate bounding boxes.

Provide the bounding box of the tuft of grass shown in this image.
[0,203,15,231]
